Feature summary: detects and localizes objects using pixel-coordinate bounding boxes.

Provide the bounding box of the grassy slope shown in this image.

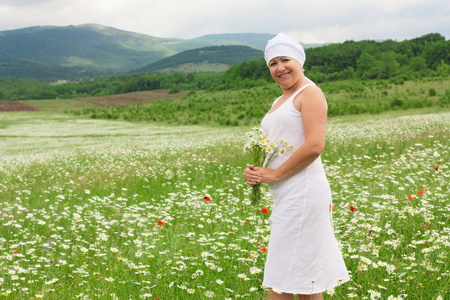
[154,62,230,73]
[30,77,448,126]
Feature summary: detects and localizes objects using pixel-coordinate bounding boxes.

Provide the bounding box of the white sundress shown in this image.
[260,81,350,294]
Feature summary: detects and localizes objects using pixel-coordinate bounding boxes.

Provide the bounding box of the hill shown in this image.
[135,45,264,73]
[0,24,176,74]
[192,33,276,50]
[158,33,275,53]
[1,32,448,102]
[0,25,280,78]
[192,33,323,50]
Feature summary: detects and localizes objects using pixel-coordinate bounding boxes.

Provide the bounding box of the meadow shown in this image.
[0,107,449,299]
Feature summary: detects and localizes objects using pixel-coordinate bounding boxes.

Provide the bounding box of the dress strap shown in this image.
[269,81,317,110]
[291,81,328,110]
[291,83,316,100]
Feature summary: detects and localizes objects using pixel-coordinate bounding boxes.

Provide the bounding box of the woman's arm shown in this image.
[244,86,327,185]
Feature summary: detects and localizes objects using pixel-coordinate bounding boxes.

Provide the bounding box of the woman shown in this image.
[244,33,349,300]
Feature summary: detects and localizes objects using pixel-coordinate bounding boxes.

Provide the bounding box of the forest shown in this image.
[0,33,448,102]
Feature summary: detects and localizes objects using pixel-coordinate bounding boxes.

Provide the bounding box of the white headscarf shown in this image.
[264,33,306,67]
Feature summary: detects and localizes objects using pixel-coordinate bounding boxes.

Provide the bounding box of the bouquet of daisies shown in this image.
[243,128,294,205]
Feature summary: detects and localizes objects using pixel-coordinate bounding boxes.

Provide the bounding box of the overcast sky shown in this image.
[0,0,449,43]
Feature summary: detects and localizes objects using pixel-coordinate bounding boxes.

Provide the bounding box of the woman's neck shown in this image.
[281,75,309,98]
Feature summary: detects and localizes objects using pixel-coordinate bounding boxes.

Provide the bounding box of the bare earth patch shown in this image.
[0,102,39,111]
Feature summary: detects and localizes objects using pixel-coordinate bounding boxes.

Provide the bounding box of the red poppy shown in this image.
[350,206,357,212]
[14,249,18,254]
[418,189,424,195]
[329,204,334,211]
[261,246,268,252]
[407,195,414,200]
[423,242,427,246]
[203,196,211,201]
[243,221,248,227]
[157,220,164,226]
[249,254,253,259]
[261,208,269,214]
[35,159,38,162]
[435,165,439,171]
[227,231,234,236]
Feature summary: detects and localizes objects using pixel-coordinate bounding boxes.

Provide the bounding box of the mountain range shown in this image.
[0,24,321,79]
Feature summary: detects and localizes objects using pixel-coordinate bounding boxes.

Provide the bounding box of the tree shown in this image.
[341,67,355,80]
[378,52,400,79]
[423,40,450,69]
[437,61,450,76]
[356,53,379,79]
[417,33,445,45]
[409,56,427,72]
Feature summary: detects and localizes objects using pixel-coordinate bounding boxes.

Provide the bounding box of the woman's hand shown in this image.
[244,165,279,185]
[244,165,260,186]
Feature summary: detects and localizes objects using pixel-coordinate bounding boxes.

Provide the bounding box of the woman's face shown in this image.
[268,56,303,91]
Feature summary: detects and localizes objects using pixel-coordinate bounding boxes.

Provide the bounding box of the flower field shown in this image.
[0,111,449,299]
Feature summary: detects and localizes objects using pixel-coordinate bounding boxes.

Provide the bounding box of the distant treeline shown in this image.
[0,33,449,101]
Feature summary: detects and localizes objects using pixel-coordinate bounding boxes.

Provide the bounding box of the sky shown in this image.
[0,0,449,43]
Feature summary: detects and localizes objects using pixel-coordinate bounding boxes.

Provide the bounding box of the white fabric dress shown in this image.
[260,82,350,294]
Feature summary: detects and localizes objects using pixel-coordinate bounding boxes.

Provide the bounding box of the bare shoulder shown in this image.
[294,85,326,111]
[300,85,324,101]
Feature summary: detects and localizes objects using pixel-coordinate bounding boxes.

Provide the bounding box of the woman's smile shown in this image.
[279,71,290,78]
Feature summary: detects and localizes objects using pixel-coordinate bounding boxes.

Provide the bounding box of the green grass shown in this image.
[158,62,230,73]
[0,108,449,299]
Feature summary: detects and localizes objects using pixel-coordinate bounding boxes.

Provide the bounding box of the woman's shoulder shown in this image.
[296,78,321,93]
[296,84,323,100]
[304,84,323,95]
[293,84,326,111]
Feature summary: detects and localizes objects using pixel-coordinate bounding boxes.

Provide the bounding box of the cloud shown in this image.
[0,0,449,43]
[0,0,55,6]
[270,0,450,43]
